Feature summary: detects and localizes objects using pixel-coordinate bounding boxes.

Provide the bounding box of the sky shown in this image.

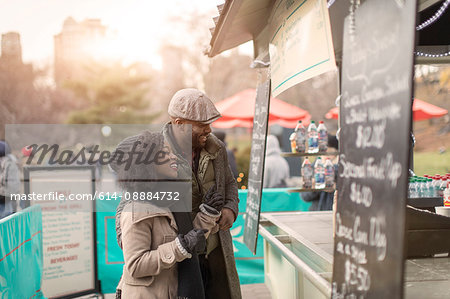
[0,0,223,68]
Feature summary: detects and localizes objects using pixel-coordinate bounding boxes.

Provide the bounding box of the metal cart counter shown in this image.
[259,211,450,299]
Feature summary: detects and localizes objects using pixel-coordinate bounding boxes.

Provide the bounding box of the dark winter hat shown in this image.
[109,134,140,173]
[168,88,221,124]
[109,131,165,173]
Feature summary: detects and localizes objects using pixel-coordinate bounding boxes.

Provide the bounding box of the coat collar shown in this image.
[203,133,222,156]
[128,201,178,230]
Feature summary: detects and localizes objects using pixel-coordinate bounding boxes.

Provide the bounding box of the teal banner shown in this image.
[96,189,310,293]
[96,198,123,295]
[0,205,44,298]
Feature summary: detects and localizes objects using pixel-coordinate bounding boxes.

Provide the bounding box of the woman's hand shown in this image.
[177,228,208,254]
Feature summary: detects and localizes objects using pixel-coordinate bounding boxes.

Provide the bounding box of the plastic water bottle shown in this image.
[289,132,297,153]
[427,178,434,197]
[414,178,420,197]
[421,178,432,197]
[438,176,445,196]
[314,157,325,189]
[308,121,318,153]
[409,178,418,198]
[420,178,428,197]
[439,178,448,198]
[420,178,426,197]
[413,178,419,197]
[425,178,434,197]
[423,178,430,197]
[432,176,440,197]
[324,158,334,188]
[302,157,313,189]
[416,178,422,197]
[318,121,328,152]
[293,121,306,153]
[408,178,413,197]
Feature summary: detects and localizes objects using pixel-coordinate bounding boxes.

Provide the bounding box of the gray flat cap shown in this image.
[168,88,221,124]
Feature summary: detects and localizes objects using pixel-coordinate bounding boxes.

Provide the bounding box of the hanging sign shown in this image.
[269,0,336,96]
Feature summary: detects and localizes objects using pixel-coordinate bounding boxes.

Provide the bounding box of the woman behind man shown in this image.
[114,131,224,299]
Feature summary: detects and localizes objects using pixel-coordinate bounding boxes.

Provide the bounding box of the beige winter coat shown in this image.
[118,201,219,299]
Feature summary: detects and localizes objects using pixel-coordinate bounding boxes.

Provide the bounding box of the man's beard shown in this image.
[193,134,207,149]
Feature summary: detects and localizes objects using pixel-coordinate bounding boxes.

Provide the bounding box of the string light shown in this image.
[349,0,360,41]
[325,1,449,57]
[416,0,450,31]
[414,50,450,58]
[328,0,337,8]
[328,0,448,30]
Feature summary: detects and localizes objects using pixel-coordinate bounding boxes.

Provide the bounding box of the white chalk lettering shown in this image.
[368,103,401,122]
[340,153,402,187]
[355,120,386,149]
[353,216,369,245]
[350,182,373,208]
[335,213,353,241]
[369,217,387,261]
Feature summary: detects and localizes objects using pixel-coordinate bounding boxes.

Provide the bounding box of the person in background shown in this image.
[0,141,21,218]
[213,131,239,179]
[263,135,290,188]
[301,134,338,211]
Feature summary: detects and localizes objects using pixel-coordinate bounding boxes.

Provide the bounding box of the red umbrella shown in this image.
[213,89,311,128]
[212,119,253,129]
[325,99,448,121]
[412,99,448,121]
[325,107,339,120]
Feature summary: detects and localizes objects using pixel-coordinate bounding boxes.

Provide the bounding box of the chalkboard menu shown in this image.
[243,79,271,254]
[332,0,417,298]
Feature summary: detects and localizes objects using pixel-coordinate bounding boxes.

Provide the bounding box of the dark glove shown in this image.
[202,185,224,215]
[177,228,208,254]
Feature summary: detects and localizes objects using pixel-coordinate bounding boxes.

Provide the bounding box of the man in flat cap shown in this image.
[163,88,241,299]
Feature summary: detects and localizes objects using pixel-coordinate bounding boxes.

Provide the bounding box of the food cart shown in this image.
[207,0,450,298]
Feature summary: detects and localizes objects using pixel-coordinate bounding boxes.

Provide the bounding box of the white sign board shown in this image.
[269,0,336,96]
[26,166,98,298]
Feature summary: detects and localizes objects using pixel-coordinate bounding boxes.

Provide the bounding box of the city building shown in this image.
[0,31,33,89]
[0,31,33,76]
[54,17,107,85]
[0,32,34,126]
[1,32,22,64]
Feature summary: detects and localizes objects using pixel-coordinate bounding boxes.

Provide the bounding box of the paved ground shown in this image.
[241,283,272,299]
[100,283,272,299]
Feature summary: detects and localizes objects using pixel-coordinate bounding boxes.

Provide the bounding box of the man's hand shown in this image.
[202,185,224,215]
[218,208,235,231]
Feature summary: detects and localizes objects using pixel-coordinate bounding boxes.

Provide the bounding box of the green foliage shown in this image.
[64,61,159,124]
